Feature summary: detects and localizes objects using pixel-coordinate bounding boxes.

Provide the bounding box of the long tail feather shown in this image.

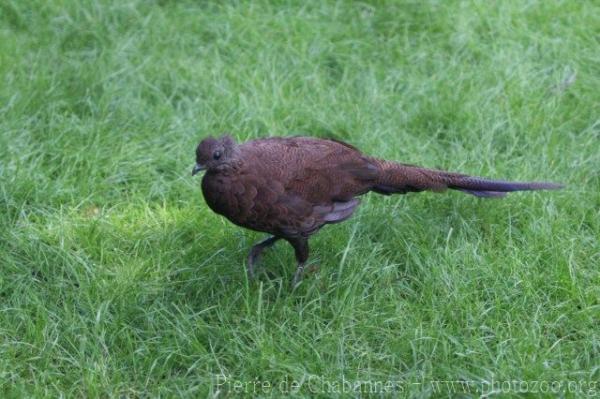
[372,159,563,198]
[449,176,563,197]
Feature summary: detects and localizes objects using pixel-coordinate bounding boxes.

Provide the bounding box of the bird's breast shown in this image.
[200,171,267,229]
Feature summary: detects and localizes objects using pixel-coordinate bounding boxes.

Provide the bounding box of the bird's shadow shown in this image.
[172,192,518,306]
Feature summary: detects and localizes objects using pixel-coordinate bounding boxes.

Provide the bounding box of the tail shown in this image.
[371,160,563,198]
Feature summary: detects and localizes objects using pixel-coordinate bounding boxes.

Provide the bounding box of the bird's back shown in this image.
[238,136,378,203]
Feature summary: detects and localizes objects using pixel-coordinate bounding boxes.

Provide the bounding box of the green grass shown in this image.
[1,0,599,397]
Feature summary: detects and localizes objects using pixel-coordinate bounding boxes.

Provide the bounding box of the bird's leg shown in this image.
[287,237,309,288]
[247,236,280,279]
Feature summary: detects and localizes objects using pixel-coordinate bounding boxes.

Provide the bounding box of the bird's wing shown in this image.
[230,137,372,236]
[245,137,378,203]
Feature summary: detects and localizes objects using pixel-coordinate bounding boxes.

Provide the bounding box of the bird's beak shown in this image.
[192,163,205,176]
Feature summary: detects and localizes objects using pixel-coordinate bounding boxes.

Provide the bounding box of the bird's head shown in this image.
[192,135,237,175]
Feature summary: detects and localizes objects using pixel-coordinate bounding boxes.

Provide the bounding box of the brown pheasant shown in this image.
[192,135,561,286]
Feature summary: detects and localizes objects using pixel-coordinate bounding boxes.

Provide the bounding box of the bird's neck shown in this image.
[209,159,243,176]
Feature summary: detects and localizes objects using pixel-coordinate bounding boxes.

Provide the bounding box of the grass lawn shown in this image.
[1,0,599,397]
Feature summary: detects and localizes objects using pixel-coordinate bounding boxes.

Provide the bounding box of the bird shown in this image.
[192,134,562,287]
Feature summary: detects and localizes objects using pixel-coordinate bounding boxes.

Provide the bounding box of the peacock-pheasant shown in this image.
[192,135,562,286]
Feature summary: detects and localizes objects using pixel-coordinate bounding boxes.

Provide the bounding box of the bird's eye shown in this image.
[213,151,221,160]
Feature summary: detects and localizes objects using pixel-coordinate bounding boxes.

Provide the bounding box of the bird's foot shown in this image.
[247,249,261,279]
[292,262,306,289]
[246,236,280,280]
[246,258,256,280]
